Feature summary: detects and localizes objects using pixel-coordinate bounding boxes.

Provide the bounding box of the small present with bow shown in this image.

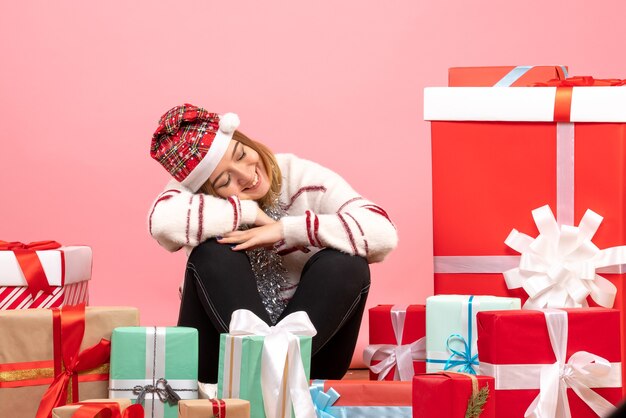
[363,304,426,381]
[108,327,199,417]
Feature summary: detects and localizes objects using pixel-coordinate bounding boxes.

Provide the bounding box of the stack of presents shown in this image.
[2,65,626,417]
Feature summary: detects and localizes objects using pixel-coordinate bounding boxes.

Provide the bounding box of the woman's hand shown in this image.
[254,207,276,226]
[218,222,284,251]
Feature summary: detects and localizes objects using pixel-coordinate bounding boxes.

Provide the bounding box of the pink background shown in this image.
[1,1,625,366]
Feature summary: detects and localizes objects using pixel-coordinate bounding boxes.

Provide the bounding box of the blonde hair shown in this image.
[201,130,282,209]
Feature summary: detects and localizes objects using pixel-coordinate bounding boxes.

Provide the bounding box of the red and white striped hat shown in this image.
[150,104,240,191]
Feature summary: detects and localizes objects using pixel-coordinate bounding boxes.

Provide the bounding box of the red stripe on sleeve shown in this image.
[148,194,174,235]
[338,213,358,255]
[338,196,365,212]
[305,211,316,246]
[185,195,193,244]
[228,197,239,231]
[197,194,204,243]
[313,213,322,247]
[346,212,369,256]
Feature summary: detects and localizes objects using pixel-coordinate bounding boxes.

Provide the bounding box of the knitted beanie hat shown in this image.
[150,104,240,192]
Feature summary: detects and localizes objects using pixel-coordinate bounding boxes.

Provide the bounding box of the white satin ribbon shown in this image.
[229,309,317,418]
[363,305,426,381]
[503,205,622,309]
[521,310,618,418]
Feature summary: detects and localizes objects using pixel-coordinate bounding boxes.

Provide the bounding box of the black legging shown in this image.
[177,239,371,383]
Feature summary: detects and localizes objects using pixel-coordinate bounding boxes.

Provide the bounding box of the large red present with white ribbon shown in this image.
[476,308,622,418]
[0,241,91,310]
[363,304,425,381]
[424,75,626,390]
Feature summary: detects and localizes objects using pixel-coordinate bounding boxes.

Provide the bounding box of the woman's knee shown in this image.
[187,239,249,277]
[304,249,371,290]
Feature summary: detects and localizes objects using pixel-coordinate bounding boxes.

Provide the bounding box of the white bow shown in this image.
[524,310,617,418]
[363,338,425,381]
[229,309,317,418]
[504,205,621,309]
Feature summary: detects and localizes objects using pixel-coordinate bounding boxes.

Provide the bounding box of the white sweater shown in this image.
[148,153,398,294]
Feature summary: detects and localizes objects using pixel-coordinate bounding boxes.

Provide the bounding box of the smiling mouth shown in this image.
[245,171,260,191]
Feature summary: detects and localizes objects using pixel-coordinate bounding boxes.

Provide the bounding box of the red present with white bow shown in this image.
[0,241,91,310]
[425,74,626,391]
[476,308,622,418]
[363,305,425,381]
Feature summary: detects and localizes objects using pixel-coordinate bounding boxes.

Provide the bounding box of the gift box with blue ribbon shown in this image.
[425,295,520,374]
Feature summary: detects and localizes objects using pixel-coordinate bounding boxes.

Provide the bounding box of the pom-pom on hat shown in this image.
[150,104,240,192]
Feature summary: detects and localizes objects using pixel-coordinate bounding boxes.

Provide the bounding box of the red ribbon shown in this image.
[0,240,62,297]
[71,402,144,418]
[210,398,227,417]
[531,76,626,122]
[35,304,112,418]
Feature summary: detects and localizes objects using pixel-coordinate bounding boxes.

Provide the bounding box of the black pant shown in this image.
[178,239,371,383]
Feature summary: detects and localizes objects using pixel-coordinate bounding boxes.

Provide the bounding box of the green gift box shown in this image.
[217,310,316,418]
[108,326,199,418]
[425,295,520,374]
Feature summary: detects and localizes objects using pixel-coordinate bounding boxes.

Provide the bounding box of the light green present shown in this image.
[108,326,199,418]
[425,295,520,374]
[217,310,316,418]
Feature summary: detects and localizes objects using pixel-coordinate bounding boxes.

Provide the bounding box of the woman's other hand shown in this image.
[254,207,276,226]
[218,222,284,251]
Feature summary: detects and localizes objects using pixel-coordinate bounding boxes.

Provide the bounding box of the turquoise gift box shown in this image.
[425,295,520,374]
[217,333,312,418]
[108,326,199,418]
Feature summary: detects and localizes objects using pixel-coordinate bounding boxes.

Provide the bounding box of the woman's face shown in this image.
[207,140,270,201]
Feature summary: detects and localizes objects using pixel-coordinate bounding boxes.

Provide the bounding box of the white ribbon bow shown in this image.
[229,309,317,418]
[504,205,622,309]
[363,338,426,381]
[524,309,617,418]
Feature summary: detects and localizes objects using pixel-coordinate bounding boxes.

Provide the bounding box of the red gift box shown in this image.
[310,380,412,416]
[425,76,626,391]
[412,372,495,418]
[364,304,425,381]
[449,65,568,87]
[0,242,91,309]
[476,308,622,418]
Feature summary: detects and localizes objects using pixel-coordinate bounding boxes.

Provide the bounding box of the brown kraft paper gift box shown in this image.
[52,399,132,418]
[178,399,250,418]
[0,306,139,418]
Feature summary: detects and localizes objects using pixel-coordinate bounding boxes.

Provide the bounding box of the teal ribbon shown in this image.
[310,384,340,418]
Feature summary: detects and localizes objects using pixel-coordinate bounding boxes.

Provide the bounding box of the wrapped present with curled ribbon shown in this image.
[0,304,139,418]
[52,399,144,418]
[425,295,520,373]
[477,308,623,417]
[217,309,317,418]
[448,65,569,87]
[363,304,425,381]
[108,327,199,418]
[412,372,495,418]
[309,379,412,418]
[0,241,92,309]
[425,71,626,391]
[178,399,250,418]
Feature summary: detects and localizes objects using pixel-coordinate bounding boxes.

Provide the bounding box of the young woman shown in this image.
[148,104,398,383]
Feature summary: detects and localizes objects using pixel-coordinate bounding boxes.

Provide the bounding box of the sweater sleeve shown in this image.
[147,179,259,251]
[278,156,398,263]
